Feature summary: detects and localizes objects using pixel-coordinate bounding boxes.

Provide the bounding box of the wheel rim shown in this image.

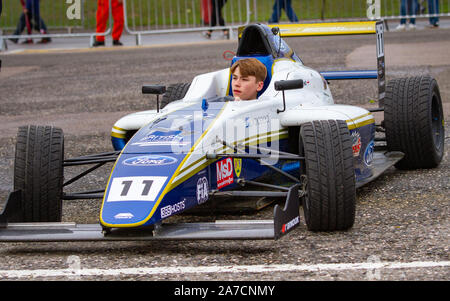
[431,94,444,152]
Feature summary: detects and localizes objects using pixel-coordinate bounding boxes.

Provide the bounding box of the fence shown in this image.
[123,0,251,44]
[0,0,112,51]
[0,0,449,50]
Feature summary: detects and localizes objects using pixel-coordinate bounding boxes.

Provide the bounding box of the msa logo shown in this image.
[216,158,234,189]
[197,177,209,204]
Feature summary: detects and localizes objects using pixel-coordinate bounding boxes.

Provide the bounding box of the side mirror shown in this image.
[274,79,304,91]
[274,79,303,113]
[142,85,166,112]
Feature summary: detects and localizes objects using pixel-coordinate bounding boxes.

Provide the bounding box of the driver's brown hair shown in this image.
[231,58,267,82]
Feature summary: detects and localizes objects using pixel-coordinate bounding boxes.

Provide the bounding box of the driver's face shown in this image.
[232,67,264,101]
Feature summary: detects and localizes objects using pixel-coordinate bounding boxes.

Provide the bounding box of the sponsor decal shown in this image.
[196,177,209,204]
[245,114,270,128]
[160,200,185,219]
[123,155,177,167]
[114,213,134,219]
[216,157,234,189]
[282,216,300,233]
[132,130,188,146]
[234,158,242,178]
[351,131,362,157]
[364,141,375,166]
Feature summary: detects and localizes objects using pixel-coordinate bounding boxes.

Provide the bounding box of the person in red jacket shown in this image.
[93,0,124,46]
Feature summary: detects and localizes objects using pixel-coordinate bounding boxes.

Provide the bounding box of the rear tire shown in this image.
[384,76,445,169]
[161,83,191,108]
[13,125,64,222]
[300,120,356,231]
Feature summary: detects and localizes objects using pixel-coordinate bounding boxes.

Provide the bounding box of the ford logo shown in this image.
[123,155,178,167]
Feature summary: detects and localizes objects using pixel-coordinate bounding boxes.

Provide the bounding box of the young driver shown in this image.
[231,58,267,101]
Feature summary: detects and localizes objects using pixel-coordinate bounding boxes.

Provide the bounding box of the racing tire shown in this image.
[300,120,356,231]
[161,83,191,108]
[12,125,64,222]
[384,76,445,169]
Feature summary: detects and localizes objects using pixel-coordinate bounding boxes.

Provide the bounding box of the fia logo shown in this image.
[66,0,81,20]
[196,177,209,204]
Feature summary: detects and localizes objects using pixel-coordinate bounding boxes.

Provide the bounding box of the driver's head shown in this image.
[231,58,267,101]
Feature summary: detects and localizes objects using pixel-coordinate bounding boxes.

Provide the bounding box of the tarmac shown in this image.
[1,18,449,55]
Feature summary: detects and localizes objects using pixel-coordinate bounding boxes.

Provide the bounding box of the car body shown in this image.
[0,21,444,242]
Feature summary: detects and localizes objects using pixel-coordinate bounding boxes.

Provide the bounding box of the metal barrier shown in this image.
[250,0,449,23]
[1,0,449,51]
[0,0,112,51]
[123,0,251,45]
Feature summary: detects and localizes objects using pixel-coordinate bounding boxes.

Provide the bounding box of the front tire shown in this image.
[300,120,356,231]
[13,125,64,222]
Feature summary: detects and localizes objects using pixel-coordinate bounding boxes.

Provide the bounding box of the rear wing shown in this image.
[269,21,386,108]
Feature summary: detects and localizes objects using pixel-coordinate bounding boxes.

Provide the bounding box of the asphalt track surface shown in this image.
[0,28,449,281]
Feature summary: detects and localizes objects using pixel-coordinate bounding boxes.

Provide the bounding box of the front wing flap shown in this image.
[0,186,301,242]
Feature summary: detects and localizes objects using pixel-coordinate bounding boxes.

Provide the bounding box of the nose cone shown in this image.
[100,153,183,227]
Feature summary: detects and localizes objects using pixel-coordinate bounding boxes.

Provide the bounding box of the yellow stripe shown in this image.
[270,21,377,37]
[113,125,127,132]
[99,150,125,227]
[347,118,375,130]
[111,132,126,139]
[345,112,373,123]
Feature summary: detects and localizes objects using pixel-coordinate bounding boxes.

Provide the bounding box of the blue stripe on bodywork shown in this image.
[320,70,378,80]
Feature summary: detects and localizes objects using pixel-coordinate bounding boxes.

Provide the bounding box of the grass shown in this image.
[0,0,448,33]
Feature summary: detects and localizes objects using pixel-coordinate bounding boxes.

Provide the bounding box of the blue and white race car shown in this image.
[0,22,445,242]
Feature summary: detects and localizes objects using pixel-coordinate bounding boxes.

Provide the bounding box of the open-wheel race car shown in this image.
[0,22,445,242]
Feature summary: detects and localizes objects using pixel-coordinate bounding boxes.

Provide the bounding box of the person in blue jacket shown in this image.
[268,0,299,24]
[10,0,51,44]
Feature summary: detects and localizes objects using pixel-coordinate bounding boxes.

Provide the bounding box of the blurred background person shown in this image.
[395,0,418,31]
[427,0,439,28]
[10,0,51,44]
[268,0,299,24]
[94,0,124,46]
[202,0,229,39]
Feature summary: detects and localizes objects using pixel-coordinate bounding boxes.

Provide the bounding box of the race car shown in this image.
[0,22,445,242]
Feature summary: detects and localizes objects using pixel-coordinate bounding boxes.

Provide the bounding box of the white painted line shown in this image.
[0,261,448,279]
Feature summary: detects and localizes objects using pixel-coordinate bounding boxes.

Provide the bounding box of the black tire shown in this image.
[384,76,445,169]
[300,120,356,231]
[161,83,191,108]
[13,125,64,222]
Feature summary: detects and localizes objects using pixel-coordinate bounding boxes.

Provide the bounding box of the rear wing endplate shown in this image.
[270,21,386,107]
